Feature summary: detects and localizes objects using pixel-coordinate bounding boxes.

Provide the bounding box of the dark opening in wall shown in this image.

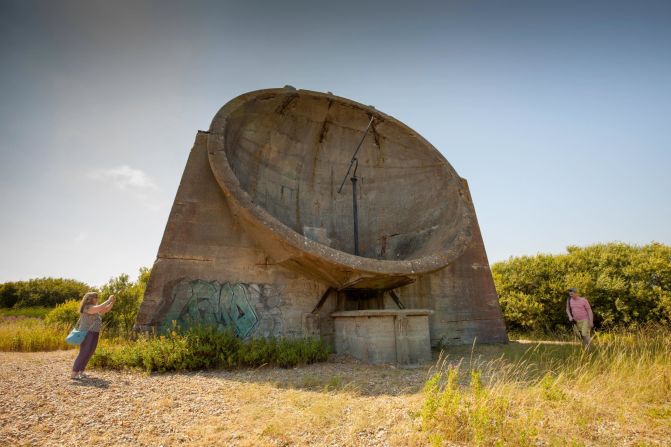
[340,289,385,310]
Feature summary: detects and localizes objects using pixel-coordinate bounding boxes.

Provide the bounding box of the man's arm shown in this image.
[566,299,573,321]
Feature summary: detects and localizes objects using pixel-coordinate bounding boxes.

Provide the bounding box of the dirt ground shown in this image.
[0,350,437,447]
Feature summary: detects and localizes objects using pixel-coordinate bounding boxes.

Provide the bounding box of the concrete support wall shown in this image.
[332,310,432,364]
[395,181,508,346]
[136,132,326,338]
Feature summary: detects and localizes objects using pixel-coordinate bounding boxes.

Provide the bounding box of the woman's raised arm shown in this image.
[83,295,115,314]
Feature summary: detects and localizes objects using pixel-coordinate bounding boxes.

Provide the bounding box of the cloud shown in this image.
[88,165,159,191]
[74,231,89,244]
[88,165,162,210]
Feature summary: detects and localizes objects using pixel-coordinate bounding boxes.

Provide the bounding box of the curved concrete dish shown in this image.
[207,88,473,289]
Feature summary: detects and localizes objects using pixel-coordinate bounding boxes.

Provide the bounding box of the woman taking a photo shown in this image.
[70,291,115,379]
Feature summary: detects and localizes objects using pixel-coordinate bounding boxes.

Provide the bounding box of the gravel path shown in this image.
[0,351,432,446]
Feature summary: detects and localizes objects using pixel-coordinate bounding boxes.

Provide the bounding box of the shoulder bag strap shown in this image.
[567,298,574,320]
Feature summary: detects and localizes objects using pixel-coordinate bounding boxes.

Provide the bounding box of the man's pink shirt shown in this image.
[567,296,593,324]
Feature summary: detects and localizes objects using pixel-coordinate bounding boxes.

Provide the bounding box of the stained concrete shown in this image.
[206,88,474,290]
[135,87,508,356]
[332,310,433,364]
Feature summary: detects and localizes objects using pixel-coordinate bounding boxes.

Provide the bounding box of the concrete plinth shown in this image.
[332,309,433,365]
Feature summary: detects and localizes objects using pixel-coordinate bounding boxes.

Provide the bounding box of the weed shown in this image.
[90,324,330,372]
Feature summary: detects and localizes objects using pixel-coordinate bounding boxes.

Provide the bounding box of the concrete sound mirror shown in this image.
[135,87,508,363]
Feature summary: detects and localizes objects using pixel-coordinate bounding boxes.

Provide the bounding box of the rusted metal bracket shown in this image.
[312,287,334,314]
[388,290,406,309]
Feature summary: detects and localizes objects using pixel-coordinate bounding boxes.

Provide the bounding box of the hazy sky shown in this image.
[1,0,670,286]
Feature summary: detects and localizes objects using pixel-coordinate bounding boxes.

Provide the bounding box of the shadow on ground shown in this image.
[112,340,585,397]
[69,376,111,389]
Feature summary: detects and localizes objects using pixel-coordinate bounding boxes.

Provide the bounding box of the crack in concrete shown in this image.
[158,255,214,262]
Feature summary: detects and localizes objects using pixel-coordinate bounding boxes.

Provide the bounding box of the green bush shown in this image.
[91,325,330,373]
[44,299,80,327]
[100,268,149,338]
[0,278,90,308]
[1,267,151,339]
[493,242,671,333]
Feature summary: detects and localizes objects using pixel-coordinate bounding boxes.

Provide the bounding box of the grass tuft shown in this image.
[421,324,671,446]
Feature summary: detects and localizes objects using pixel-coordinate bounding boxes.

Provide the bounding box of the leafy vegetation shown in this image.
[0,268,149,352]
[493,242,671,332]
[44,300,80,327]
[421,324,671,446]
[91,324,330,372]
[0,278,90,308]
[99,268,150,338]
[0,268,150,338]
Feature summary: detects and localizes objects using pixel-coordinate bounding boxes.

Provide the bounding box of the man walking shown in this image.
[566,288,594,348]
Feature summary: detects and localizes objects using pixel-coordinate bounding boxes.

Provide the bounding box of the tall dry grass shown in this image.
[0,317,74,352]
[421,325,671,446]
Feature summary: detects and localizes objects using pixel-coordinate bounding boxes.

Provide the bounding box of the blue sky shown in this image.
[1,0,669,286]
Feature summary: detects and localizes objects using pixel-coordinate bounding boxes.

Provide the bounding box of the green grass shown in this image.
[0,306,51,319]
[421,324,671,446]
[507,327,576,342]
[0,318,74,351]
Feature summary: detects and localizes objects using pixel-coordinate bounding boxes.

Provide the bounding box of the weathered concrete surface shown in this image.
[136,87,508,351]
[207,88,474,290]
[136,131,324,339]
[394,181,509,346]
[332,310,433,364]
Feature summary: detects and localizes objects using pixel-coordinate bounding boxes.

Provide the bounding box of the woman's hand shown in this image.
[95,295,116,314]
[105,295,116,312]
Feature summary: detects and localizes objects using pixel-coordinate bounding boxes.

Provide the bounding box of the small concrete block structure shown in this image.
[332,309,433,364]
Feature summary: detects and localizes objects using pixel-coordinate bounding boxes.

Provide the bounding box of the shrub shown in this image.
[493,242,671,333]
[44,299,80,327]
[100,268,149,338]
[0,278,90,308]
[91,325,330,373]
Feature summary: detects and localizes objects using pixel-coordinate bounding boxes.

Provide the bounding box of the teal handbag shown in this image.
[65,318,88,345]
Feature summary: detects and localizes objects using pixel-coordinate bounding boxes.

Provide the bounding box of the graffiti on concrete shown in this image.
[162,279,262,338]
[247,283,284,337]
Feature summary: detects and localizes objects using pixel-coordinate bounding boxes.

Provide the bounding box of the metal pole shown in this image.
[337,115,375,194]
[337,115,373,256]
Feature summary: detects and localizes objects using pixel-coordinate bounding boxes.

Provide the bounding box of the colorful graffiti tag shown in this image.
[162,280,260,338]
